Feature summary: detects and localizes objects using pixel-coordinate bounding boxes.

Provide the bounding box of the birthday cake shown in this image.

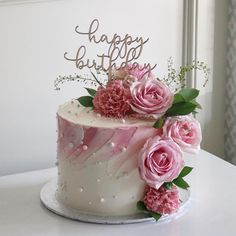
[56,66,204,220]
[54,19,207,221]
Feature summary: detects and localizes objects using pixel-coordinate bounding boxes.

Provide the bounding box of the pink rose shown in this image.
[162,115,202,154]
[130,78,174,118]
[93,80,131,118]
[138,136,184,190]
[144,185,180,215]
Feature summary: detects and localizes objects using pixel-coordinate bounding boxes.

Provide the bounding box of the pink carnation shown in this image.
[138,136,184,190]
[130,78,174,118]
[93,80,132,118]
[114,64,155,81]
[162,115,202,154]
[143,185,180,215]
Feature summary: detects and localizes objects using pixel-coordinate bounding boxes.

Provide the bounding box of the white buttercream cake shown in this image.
[57,99,157,216]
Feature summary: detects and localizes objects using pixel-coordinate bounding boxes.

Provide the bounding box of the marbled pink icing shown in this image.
[57,115,158,169]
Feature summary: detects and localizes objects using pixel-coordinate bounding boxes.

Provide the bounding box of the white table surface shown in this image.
[1,149,236,236]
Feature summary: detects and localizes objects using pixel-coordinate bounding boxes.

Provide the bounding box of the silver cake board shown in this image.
[40,179,191,225]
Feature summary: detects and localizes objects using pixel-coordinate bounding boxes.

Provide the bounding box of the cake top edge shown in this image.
[57,99,156,128]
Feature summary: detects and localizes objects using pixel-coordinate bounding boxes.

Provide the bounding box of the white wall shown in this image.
[196,0,228,158]
[0,0,184,175]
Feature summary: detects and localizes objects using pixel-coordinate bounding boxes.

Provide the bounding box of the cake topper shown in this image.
[64,19,156,77]
[55,19,209,93]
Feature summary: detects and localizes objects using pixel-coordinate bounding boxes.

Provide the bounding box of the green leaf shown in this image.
[166,101,197,116]
[153,117,164,128]
[85,87,96,97]
[150,212,162,221]
[137,201,147,211]
[190,100,202,109]
[77,96,93,107]
[178,88,199,101]
[173,177,190,190]
[163,182,173,190]
[137,201,162,221]
[174,93,185,104]
[179,166,193,178]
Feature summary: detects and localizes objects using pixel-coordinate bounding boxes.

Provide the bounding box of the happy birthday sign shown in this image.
[64,19,156,76]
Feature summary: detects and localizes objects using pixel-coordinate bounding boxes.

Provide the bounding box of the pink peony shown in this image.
[130,78,174,118]
[113,64,155,81]
[162,115,202,154]
[138,136,184,190]
[143,185,180,215]
[93,80,132,118]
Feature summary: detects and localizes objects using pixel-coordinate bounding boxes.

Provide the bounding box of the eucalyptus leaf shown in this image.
[173,177,190,190]
[153,117,164,128]
[179,166,193,178]
[77,96,94,107]
[166,101,197,116]
[85,87,97,97]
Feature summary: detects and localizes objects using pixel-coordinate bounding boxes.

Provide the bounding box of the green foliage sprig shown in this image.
[54,70,107,91]
[153,88,201,129]
[163,57,210,92]
[136,201,161,221]
[163,166,193,190]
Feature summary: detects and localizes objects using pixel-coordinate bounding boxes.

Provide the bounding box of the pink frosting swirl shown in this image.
[162,115,202,154]
[130,78,174,118]
[144,185,180,215]
[93,80,132,118]
[138,136,184,190]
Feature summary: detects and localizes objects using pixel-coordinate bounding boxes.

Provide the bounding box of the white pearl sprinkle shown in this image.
[79,187,84,192]
[96,113,101,118]
[68,143,74,149]
[121,119,126,124]
[108,142,115,148]
[121,147,127,152]
[80,141,84,145]
[97,178,101,182]
[82,145,88,150]
[100,197,105,203]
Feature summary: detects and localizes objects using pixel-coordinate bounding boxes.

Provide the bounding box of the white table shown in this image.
[0,149,236,236]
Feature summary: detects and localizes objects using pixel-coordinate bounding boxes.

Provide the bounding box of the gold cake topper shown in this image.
[64,19,157,77]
